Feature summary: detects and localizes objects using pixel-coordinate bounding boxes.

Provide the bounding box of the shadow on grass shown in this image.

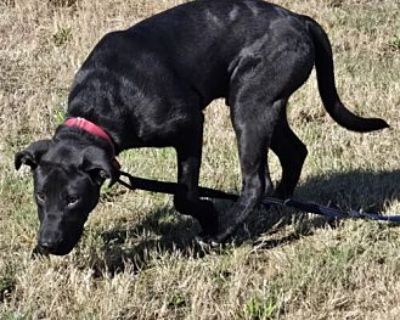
[95,169,400,275]
[93,207,204,275]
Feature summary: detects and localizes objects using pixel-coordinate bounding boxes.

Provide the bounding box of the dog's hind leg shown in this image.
[173,113,219,236]
[214,50,313,242]
[270,107,308,199]
[212,92,286,242]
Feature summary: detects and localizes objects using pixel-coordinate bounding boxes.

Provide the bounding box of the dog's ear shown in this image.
[80,147,119,186]
[15,140,52,170]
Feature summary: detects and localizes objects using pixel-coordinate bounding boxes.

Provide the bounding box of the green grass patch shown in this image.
[241,295,280,320]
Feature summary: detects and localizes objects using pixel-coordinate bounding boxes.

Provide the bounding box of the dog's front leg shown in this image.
[173,116,219,236]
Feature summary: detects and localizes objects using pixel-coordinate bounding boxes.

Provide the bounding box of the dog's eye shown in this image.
[66,195,80,207]
[36,192,46,204]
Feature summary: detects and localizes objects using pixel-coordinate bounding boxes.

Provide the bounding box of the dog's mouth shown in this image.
[35,227,84,256]
[34,241,77,256]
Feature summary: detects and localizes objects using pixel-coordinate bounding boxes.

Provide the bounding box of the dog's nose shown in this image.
[38,232,63,252]
[39,226,63,250]
[39,240,55,248]
[38,240,59,251]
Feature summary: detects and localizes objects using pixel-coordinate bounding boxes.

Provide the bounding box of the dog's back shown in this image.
[72,0,311,108]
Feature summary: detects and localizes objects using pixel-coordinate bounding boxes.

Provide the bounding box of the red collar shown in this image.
[64,117,116,153]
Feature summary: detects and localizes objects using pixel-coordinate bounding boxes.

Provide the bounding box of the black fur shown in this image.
[16,0,388,255]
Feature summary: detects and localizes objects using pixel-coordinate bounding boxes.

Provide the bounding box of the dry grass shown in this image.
[1,0,399,319]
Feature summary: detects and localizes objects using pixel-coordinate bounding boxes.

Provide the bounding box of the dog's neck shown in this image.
[64,117,116,154]
[54,120,116,158]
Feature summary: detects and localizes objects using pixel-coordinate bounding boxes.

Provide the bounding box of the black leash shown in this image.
[117,171,238,201]
[117,170,400,223]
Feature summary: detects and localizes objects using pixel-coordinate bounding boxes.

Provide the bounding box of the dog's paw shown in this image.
[194,234,222,250]
[195,223,237,249]
[195,201,242,246]
[194,235,234,254]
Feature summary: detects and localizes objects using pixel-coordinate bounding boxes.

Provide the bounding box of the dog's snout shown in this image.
[38,229,63,250]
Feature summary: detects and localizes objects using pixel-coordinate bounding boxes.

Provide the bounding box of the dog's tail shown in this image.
[305,17,389,132]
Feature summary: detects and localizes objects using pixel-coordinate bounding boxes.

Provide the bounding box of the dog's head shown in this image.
[15,139,118,255]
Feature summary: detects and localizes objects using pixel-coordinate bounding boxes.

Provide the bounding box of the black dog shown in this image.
[15,0,388,255]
